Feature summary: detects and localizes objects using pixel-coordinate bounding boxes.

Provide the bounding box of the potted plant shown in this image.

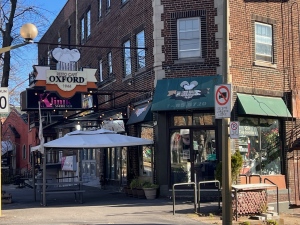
[142,181,159,200]
[130,178,143,198]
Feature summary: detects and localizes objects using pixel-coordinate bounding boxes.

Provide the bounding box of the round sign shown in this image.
[215,85,230,106]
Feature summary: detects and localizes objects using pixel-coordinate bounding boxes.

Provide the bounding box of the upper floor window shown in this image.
[98,0,102,18]
[107,0,111,10]
[255,22,273,63]
[177,17,201,59]
[136,30,145,69]
[99,59,103,82]
[108,52,112,74]
[122,0,128,4]
[81,17,85,42]
[123,40,132,76]
[87,10,91,37]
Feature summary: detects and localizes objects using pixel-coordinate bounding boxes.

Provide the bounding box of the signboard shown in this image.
[214,84,231,119]
[230,121,239,139]
[0,87,9,113]
[61,155,77,171]
[20,89,83,111]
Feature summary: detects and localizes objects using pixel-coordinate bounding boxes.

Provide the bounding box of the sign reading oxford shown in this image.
[46,70,88,91]
[33,47,97,98]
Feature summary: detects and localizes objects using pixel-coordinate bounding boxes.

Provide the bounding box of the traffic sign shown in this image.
[0,87,9,113]
[230,121,239,139]
[214,84,231,118]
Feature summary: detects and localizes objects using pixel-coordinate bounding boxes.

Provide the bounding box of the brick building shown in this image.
[27,0,300,208]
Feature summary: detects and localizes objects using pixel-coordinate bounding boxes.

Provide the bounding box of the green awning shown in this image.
[237,93,292,118]
[127,103,153,125]
[151,75,223,111]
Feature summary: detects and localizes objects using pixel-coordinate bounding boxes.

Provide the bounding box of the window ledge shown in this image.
[122,75,132,82]
[135,67,147,76]
[253,61,277,69]
[174,58,205,64]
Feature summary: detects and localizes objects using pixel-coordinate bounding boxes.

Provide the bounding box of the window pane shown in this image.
[173,115,192,126]
[98,0,102,18]
[108,52,112,74]
[99,59,103,82]
[81,18,85,41]
[193,113,215,125]
[239,118,281,176]
[178,17,201,58]
[87,10,91,37]
[123,40,131,76]
[255,23,273,60]
[136,30,145,69]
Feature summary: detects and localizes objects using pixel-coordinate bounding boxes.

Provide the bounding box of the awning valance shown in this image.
[151,75,222,111]
[127,103,152,125]
[237,93,292,118]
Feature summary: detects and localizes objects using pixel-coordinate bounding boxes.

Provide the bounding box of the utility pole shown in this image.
[222,0,232,224]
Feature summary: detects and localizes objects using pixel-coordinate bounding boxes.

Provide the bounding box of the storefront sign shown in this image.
[61,155,77,171]
[20,89,83,110]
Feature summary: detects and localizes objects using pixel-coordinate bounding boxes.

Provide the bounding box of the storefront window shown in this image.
[140,126,153,177]
[121,147,127,185]
[239,117,281,175]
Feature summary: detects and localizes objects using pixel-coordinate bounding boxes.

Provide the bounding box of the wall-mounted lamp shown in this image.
[128,79,134,86]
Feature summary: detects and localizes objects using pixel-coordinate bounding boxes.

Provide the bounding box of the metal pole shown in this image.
[222,0,232,224]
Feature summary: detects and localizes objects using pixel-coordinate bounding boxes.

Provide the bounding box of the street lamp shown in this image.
[0,23,38,54]
[0,23,37,217]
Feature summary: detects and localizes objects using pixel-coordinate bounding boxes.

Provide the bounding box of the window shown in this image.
[58,37,61,47]
[177,17,201,58]
[81,17,85,42]
[98,0,102,18]
[22,145,26,159]
[136,30,145,69]
[107,52,112,74]
[87,10,91,37]
[122,0,128,3]
[99,59,103,82]
[238,117,281,175]
[123,40,131,76]
[255,22,273,62]
[107,0,111,10]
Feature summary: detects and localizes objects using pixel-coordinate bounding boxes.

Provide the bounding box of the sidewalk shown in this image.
[1,184,300,225]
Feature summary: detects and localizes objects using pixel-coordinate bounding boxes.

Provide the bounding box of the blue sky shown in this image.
[9,1,67,99]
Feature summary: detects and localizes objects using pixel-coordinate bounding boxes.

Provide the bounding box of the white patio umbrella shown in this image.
[43,128,153,148]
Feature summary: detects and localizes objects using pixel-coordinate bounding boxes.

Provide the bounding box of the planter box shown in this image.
[143,188,157,200]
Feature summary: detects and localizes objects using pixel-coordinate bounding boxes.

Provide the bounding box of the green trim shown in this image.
[151,75,222,111]
[237,93,291,118]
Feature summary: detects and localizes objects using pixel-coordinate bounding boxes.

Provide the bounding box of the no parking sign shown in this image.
[230,121,239,139]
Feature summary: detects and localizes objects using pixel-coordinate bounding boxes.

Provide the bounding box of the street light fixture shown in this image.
[0,23,38,54]
[0,23,37,217]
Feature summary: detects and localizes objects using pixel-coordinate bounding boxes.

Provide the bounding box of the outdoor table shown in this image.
[231,183,278,221]
[36,181,85,206]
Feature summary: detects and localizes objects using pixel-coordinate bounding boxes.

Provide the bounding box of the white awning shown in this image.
[2,141,14,155]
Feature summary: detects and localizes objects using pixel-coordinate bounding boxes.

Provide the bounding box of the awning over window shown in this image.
[151,75,222,111]
[127,103,153,125]
[237,93,292,118]
[2,141,14,156]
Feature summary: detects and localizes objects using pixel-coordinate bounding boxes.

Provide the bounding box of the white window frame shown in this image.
[87,10,91,37]
[99,0,102,18]
[108,52,112,74]
[136,30,145,69]
[177,17,201,59]
[123,40,132,76]
[81,17,85,42]
[255,22,273,63]
[99,59,103,82]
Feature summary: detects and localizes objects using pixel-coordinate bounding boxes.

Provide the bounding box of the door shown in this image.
[170,129,216,185]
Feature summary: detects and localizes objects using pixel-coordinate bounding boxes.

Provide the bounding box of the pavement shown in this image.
[0,184,299,225]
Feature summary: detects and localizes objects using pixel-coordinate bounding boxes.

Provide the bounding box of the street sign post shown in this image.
[214,84,231,119]
[230,121,239,139]
[0,87,9,113]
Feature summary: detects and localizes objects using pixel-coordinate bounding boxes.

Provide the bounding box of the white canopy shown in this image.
[43,128,153,149]
[2,141,14,155]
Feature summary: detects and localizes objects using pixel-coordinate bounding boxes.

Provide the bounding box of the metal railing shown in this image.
[264,177,279,215]
[172,182,197,215]
[197,180,221,213]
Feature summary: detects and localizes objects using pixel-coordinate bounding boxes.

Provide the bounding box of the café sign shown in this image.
[46,70,88,91]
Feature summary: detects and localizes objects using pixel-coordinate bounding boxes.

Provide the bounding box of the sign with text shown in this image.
[214,84,232,119]
[230,121,239,139]
[0,87,9,113]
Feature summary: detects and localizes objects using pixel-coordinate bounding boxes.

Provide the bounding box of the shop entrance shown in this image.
[170,129,216,186]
